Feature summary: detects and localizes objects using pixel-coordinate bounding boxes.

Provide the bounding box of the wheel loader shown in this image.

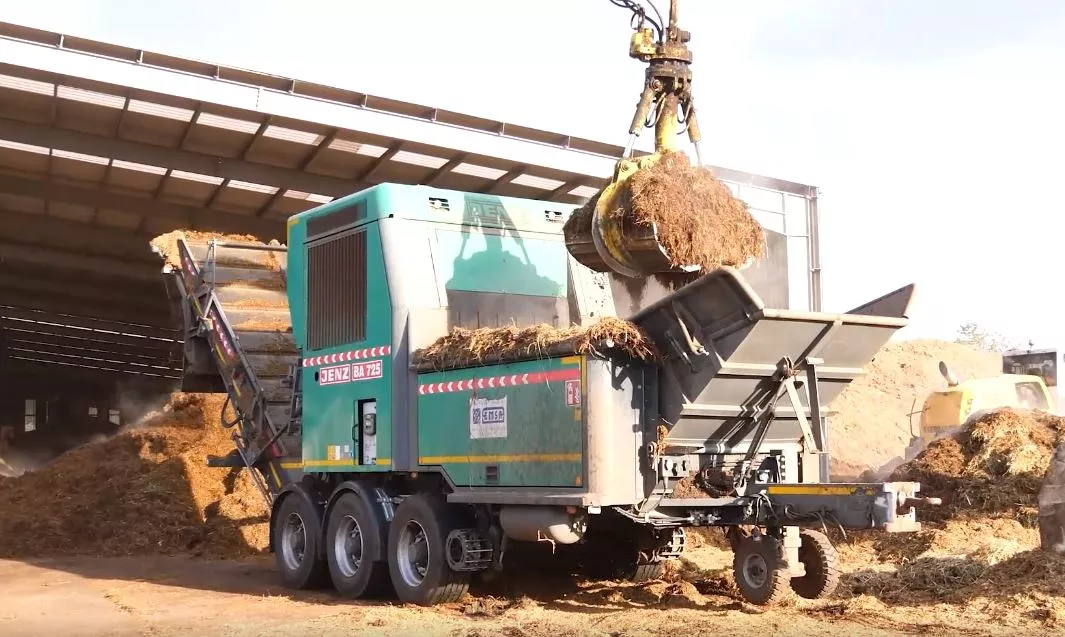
[899,349,1058,464]
[151,1,938,608]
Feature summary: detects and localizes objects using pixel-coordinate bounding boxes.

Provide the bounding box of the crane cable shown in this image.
[608,0,665,44]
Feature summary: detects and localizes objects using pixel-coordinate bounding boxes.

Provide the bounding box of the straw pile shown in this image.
[0,393,269,559]
[834,516,1065,624]
[890,407,1065,522]
[412,317,657,371]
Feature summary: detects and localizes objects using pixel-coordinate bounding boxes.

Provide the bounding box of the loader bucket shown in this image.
[564,150,763,279]
[629,267,915,467]
[563,153,692,277]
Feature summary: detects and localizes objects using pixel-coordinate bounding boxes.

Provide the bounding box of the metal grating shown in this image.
[306,230,367,351]
[306,202,366,240]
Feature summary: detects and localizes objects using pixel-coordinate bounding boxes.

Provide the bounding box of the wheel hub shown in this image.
[396,520,430,588]
[280,512,306,572]
[741,552,769,589]
[333,514,365,579]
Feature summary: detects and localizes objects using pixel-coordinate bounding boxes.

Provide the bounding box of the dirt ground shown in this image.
[828,338,1002,479]
[0,528,1058,637]
[0,543,1018,637]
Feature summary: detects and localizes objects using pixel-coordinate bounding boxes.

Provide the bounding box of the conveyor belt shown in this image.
[159,236,302,503]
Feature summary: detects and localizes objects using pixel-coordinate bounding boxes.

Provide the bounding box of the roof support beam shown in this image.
[0,117,354,198]
[548,179,589,201]
[0,240,161,283]
[301,129,339,171]
[0,289,173,327]
[0,316,178,349]
[0,262,162,300]
[2,359,181,387]
[480,166,527,195]
[0,173,286,239]
[0,271,165,314]
[0,207,156,257]
[3,338,177,369]
[0,306,177,340]
[4,350,181,379]
[423,154,466,186]
[358,142,402,185]
[1,326,176,357]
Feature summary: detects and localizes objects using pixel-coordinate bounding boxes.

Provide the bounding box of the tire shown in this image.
[628,561,667,583]
[790,529,840,599]
[272,493,328,590]
[387,493,470,606]
[325,491,392,598]
[732,534,790,605]
[580,525,673,583]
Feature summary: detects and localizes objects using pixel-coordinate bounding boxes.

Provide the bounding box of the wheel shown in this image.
[579,522,681,583]
[272,493,328,589]
[577,537,665,582]
[628,561,667,583]
[387,493,470,606]
[791,529,840,599]
[732,533,790,605]
[325,492,392,598]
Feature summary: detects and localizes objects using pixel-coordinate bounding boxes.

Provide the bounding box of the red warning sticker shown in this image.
[565,379,581,407]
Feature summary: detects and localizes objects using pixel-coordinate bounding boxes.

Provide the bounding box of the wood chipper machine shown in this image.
[155,180,936,607]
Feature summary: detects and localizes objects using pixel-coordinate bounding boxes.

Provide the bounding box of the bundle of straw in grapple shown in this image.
[569,150,766,273]
[412,317,657,371]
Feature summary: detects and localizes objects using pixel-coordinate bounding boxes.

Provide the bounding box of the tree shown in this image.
[955,321,1019,353]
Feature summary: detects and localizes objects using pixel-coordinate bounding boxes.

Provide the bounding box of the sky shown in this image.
[2,0,1064,345]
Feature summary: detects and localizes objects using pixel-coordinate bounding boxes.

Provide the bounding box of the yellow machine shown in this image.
[904,357,1057,459]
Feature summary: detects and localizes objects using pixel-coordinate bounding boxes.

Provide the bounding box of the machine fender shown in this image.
[269,482,325,557]
[324,480,394,562]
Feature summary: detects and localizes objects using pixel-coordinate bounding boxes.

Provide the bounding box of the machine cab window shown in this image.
[1015,382,1049,411]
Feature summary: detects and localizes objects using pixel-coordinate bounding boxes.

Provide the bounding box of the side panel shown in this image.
[584,357,646,506]
[416,356,584,488]
[297,222,394,472]
[286,215,308,348]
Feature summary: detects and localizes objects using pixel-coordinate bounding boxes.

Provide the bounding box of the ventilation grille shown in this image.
[306,202,366,240]
[307,231,367,350]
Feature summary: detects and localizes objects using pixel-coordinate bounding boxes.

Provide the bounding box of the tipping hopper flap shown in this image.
[629,267,915,450]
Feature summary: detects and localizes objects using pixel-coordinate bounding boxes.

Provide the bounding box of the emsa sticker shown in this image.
[470,396,507,439]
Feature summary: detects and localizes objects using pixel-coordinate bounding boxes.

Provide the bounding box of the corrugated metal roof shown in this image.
[0,20,819,379]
